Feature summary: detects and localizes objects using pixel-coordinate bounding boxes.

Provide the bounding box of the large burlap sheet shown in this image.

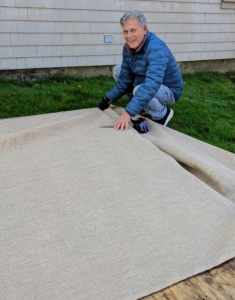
[1,107,235,300]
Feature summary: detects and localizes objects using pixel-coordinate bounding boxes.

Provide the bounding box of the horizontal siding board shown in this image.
[0,33,11,45]
[17,57,26,68]
[5,0,15,6]
[15,0,30,6]
[0,7,6,19]
[1,20,17,32]
[1,46,13,57]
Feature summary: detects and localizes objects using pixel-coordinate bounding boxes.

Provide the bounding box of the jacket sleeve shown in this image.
[106,49,133,102]
[125,42,169,117]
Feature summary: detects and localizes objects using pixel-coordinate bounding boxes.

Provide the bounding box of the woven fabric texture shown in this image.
[1,107,235,300]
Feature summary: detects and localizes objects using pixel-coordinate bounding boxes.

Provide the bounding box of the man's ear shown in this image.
[144,24,147,33]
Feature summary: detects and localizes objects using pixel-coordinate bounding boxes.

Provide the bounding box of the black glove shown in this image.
[131,117,150,134]
[98,96,112,111]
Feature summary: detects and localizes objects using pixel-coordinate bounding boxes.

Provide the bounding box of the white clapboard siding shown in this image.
[0,0,234,70]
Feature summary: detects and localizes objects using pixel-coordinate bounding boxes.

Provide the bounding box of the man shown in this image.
[98,10,184,131]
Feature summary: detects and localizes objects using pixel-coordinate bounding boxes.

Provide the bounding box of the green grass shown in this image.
[0,72,235,153]
[170,72,235,153]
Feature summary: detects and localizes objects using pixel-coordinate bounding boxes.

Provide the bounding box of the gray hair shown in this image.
[120,10,146,27]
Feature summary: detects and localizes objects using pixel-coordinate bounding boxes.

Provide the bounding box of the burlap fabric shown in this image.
[1,107,235,300]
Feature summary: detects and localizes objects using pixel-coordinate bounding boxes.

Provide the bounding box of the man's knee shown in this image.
[133,84,141,95]
[113,64,122,82]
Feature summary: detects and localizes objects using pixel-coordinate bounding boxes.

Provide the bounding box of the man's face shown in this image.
[122,18,147,49]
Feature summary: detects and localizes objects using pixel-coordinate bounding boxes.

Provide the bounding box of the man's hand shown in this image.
[114,111,131,131]
[131,117,150,133]
[98,96,112,111]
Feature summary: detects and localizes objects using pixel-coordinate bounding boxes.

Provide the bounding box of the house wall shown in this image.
[0,0,235,73]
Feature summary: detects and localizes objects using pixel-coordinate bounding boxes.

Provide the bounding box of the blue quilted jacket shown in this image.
[106,30,184,116]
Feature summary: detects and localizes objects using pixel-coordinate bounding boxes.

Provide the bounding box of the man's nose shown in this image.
[127,31,133,38]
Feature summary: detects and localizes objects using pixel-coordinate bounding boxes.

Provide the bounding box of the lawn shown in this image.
[0,72,235,153]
